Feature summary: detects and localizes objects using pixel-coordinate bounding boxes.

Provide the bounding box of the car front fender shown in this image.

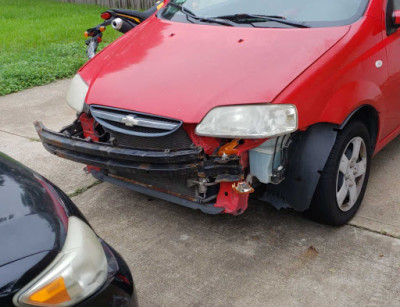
[318,80,383,126]
[256,123,338,212]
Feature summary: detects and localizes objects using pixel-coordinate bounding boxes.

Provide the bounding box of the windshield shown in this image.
[160,0,369,28]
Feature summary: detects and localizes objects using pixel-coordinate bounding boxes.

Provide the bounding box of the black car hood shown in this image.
[0,153,68,299]
[0,251,54,304]
[0,154,67,266]
[0,214,62,266]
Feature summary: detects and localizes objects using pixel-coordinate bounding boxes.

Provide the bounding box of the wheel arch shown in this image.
[317,80,382,125]
[317,79,381,153]
[258,122,338,212]
[259,78,381,211]
[257,105,379,212]
[338,104,379,153]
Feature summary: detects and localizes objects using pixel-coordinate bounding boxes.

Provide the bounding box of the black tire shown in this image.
[308,120,372,226]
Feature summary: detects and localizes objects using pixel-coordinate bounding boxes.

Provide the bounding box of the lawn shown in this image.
[0,0,121,95]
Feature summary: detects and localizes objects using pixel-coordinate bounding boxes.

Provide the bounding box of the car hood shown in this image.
[81,17,350,123]
[0,154,67,267]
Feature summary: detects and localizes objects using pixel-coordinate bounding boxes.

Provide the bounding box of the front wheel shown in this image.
[309,120,372,226]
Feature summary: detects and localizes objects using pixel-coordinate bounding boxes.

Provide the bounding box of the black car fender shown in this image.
[256,123,338,212]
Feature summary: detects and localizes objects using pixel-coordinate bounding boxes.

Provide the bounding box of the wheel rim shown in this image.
[336,137,368,212]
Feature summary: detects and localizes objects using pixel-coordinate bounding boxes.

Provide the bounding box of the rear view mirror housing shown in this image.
[393,10,400,27]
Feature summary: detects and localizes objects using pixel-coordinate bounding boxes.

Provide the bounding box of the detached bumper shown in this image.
[35,121,202,173]
[34,121,243,214]
[35,121,241,177]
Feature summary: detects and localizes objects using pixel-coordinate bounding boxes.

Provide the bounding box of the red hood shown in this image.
[81,17,349,123]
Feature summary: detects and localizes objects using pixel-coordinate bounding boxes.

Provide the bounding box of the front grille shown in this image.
[90,105,182,137]
[110,128,194,151]
[106,121,167,134]
[89,105,194,151]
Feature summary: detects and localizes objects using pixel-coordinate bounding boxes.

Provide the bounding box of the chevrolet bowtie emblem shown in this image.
[121,115,139,127]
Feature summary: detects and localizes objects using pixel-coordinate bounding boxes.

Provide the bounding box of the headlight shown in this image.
[66,74,88,113]
[195,104,298,138]
[13,217,108,306]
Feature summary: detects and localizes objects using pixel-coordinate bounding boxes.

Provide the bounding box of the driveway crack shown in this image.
[348,222,400,240]
[0,129,40,142]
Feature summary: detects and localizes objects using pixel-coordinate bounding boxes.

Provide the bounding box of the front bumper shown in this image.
[35,121,245,214]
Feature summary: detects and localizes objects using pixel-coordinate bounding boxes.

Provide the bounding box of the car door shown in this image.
[383,0,400,137]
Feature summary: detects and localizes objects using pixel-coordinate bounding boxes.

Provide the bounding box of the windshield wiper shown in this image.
[167,2,233,27]
[213,14,310,28]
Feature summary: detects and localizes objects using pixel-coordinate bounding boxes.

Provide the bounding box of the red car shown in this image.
[36,0,400,226]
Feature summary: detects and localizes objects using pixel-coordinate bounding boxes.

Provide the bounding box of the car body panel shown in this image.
[0,154,67,266]
[0,153,137,306]
[79,17,350,123]
[273,15,388,148]
[379,0,400,151]
[0,215,60,266]
[273,0,400,154]
[0,251,54,306]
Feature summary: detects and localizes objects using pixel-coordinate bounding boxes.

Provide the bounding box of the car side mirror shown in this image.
[393,10,400,27]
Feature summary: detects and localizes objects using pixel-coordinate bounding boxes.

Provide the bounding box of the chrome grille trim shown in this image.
[90,105,182,137]
[92,109,178,130]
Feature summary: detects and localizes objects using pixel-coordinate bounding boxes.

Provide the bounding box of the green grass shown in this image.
[0,0,121,95]
[68,180,102,198]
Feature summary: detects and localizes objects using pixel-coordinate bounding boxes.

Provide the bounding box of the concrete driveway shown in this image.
[1,80,400,306]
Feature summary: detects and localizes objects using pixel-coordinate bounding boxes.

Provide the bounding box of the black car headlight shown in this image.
[13,217,108,306]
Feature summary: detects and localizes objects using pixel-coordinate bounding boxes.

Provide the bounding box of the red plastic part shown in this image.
[79,114,101,173]
[101,12,111,20]
[87,165,101,173]
[183,124,220,155]
[184,124,267,157]
[79,113,99,142]
[393,10,400,25]
[117,273,131,285]
[214,182,250,215]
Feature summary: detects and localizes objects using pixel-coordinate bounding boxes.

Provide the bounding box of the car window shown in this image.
[160,0,369,28]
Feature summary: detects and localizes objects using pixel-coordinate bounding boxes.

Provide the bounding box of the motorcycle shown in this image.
[84,1,165,59]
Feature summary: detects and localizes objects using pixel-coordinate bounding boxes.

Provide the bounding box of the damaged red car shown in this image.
[36,0,400,225]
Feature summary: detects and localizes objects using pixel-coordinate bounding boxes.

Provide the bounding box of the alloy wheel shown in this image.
[336,137,368,212]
